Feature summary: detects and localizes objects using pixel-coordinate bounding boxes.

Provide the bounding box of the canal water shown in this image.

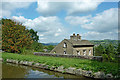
[2,63,93,80]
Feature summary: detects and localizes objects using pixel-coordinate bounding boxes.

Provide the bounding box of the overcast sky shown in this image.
[0,0,119,43]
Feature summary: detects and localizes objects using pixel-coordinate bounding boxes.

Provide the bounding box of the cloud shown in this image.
[1,0,103,17]
[36,0,103,16]
[83,8,118,33]
[65,15,91,26]
[81,31,118,40]
[0,1,33,17]
[65,8,118,33]
[1,0,37,2]
[12,16,68,43]
[65,8,118,40]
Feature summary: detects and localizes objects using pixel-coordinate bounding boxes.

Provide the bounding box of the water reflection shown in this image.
[2,63,30,78]
[2,63,93,80]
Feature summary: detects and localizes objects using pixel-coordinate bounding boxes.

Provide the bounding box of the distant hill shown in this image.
[42,43,58,46]
[89,40,118,48]
[41,40,118,48]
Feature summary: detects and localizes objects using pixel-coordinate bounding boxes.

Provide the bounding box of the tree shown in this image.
[2,19,33,53]
[117,42,120,55]
[95,44,105,56]
[31,41,44,52]
[0,22,2,50]
[29,29,39,42]
[103,44,115,62]
[47,45,55,52]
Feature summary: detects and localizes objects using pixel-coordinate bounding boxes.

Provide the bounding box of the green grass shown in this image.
[2,52,119,76]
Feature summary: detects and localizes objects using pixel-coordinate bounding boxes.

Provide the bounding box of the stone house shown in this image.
[50,33,94,56]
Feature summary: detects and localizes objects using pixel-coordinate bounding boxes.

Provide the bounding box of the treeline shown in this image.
[94,43,120,62]
[1,19,55,54]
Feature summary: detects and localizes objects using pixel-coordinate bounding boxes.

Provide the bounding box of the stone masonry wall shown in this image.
[34,52,103,61]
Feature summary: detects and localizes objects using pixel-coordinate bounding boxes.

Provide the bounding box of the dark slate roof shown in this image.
[65,39,94,46]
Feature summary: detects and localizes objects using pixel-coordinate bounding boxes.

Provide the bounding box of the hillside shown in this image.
[89,40,118,48]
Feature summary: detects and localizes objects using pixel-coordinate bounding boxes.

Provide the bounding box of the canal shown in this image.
[2,62,93,80]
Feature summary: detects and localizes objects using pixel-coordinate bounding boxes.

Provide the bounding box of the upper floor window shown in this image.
[63,42,67,48]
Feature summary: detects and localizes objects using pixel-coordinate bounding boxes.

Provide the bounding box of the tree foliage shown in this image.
[0,21,2,50]
[95,43,119,62]
[2,19,33,53]
[29,29,39,42]
[95,44,105,56]
[46,45,55,51]
[103,44,116,62]
[117,42,120,55]
[31,41,44,52]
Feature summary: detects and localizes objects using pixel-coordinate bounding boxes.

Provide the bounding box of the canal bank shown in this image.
[1,58,116,79]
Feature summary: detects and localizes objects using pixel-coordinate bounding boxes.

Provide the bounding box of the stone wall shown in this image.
[34,52,103,61]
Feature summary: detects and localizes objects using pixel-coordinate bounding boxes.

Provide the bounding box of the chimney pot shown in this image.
[73,33,75,36]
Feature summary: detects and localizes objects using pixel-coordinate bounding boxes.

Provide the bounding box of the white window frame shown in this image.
[77,51,80,55]
[83,50,86,56]
[63,42,67,48]
[89,50,91,56]
[64,51,66,54]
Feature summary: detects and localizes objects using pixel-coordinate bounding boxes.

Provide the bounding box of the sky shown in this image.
[0,0,119,43]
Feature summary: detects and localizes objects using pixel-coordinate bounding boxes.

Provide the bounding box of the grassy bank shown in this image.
[2,52,119,76]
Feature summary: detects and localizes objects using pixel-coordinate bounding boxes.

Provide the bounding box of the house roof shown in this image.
[65,39,94,46]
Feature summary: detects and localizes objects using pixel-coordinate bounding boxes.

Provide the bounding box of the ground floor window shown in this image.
[89,50,91,55]
[77,51,80,55]
[64,51,66,54]
[54,51,56,54]
[83,50,86,56]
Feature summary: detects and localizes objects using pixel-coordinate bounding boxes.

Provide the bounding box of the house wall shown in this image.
[73,47,93,56]
[50,39,73,55]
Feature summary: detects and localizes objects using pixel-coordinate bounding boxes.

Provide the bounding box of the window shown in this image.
[77,51,80,55]
[64,51,66,54]
[54,51,56,54]
[83,50,86,56]
[89,50,91,55]
[63,42,67,48]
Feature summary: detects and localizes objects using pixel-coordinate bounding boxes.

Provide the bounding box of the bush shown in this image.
[31,41,44,52]
[21,47,34,55]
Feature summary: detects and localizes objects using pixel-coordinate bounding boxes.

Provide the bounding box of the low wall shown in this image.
[34,52,103,61]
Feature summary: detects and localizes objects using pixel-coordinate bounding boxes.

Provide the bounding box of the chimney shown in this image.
[77,34,81,41]
[70,35,73,40]
[70,33,77,40]
[73,33,75,36]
